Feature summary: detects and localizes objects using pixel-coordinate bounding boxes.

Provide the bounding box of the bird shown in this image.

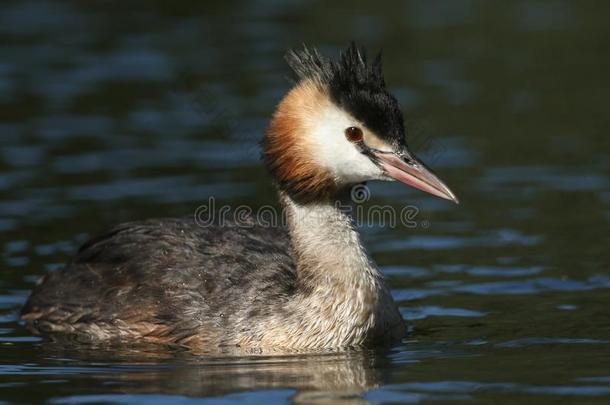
[20,43,458,352]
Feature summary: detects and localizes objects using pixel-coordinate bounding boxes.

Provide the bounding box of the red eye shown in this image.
[345,126,363,142]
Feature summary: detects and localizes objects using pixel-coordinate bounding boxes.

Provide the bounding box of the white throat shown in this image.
[280,191,380,285]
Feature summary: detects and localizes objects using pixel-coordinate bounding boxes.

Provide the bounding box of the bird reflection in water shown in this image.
[35,342,388,404]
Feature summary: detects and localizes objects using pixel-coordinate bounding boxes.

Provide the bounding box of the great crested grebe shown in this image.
[21,43,458,351]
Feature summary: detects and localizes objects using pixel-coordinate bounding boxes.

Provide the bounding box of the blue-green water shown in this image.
[1,0,609,403]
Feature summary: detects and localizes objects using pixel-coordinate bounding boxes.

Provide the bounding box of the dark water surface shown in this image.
[1,0,609,403]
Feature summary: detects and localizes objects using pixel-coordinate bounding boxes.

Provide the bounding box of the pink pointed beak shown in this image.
[375,151,459,204]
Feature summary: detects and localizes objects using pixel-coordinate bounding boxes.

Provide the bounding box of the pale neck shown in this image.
[254,191,404,349]
[280,191,382,289]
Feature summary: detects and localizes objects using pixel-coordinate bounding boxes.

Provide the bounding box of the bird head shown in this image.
[263,43,458,204]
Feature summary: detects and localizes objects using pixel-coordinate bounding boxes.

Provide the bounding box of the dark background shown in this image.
[1,0,609,403]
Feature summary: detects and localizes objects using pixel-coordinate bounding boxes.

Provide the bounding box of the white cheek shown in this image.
[306,104,384,184]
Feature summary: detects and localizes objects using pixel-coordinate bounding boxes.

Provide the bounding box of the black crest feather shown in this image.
[285,42,405,145]
[285,43,385,90]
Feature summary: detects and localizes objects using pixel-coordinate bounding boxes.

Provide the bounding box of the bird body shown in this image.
[21,44,457,351]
